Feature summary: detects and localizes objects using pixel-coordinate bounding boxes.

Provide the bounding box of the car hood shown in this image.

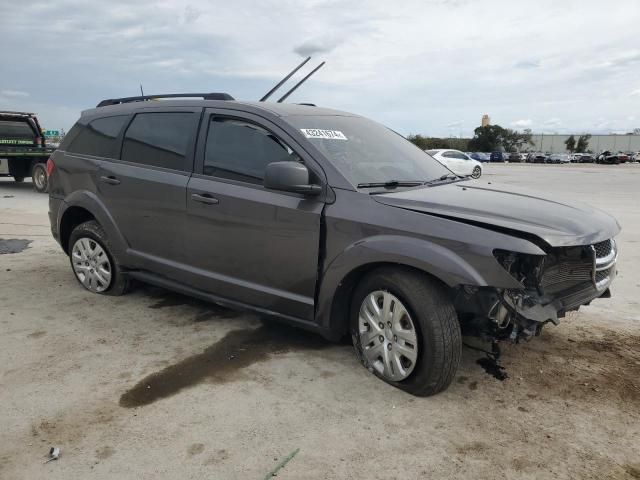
[373,181,620,247]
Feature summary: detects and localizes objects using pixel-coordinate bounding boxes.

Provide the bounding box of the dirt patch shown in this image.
[119,323,330,408]
[499,327,640,408]
[187,443,205,456]
[0,238,32,254]
[27,330,46,339]
[95,446,115,460]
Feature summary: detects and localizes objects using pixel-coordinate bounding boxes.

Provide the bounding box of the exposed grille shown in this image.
[541,260,592,294]
[593,240,612,259]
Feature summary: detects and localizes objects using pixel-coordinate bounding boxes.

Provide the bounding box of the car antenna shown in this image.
[259,56,311,102]
[277,61,325,103]
[140,84,144,96]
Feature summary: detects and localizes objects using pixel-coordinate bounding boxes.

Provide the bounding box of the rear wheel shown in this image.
[68,220,129,295]
[31,162,48,193]
[351,268,461,396]
[471,166,482,178]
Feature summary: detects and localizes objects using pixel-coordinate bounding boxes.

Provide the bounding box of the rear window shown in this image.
[121,112,196,171]
[0,120,35,140]
[66,115,129,158]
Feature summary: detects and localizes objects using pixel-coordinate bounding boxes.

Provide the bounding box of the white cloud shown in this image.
[0,0,638,136]
[0,90,30,98]
[512,119,532,128]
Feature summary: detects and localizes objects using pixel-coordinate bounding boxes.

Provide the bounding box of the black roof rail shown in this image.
[97,92,234,107]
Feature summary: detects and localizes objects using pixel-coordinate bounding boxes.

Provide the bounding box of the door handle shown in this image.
[191,193,219,205]
[100,175,121,185]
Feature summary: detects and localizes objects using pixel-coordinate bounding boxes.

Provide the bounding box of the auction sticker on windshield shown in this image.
[300,129,348,140]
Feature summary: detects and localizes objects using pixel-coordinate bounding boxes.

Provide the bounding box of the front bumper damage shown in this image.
[456,239,618,342]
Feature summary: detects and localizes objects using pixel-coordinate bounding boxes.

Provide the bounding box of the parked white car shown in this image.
[425,149,483,178]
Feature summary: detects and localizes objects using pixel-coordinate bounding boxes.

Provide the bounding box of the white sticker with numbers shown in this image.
[300,128,348,140]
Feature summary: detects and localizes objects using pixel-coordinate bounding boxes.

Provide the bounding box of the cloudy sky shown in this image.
[1,0,639,136]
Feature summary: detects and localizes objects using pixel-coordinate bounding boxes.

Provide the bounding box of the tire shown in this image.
[471,166,482,179]
[31,162,48,193]
[68,220,129,295]
[13,176,24,183]
[350,268,461,396]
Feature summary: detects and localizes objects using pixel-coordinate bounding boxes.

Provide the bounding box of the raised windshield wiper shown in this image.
[356,180,424,189]
[425,174,464,185]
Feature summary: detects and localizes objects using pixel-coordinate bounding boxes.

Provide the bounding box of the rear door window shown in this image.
[202,117,294,184]
[121,112,197,171]
[66,115,129,158]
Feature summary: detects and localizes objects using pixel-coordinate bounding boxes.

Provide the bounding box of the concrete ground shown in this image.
[1,164,638,479]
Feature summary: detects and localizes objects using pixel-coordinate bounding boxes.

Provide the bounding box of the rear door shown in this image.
[184,108,325,320]
[97,107,201,274]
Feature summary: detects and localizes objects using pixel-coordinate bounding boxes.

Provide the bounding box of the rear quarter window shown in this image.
[66,115,129,158]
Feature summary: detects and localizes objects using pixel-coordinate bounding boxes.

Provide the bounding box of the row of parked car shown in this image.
[467,150,640,164]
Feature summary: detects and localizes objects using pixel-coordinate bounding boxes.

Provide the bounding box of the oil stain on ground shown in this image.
[119,323,330,408]
[0,239,32,254]
[477,356,508,381]
[144,286,241,320]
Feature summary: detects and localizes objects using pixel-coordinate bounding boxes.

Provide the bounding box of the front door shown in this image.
[184,109,325,321]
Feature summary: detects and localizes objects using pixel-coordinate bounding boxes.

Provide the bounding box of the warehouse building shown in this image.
[529,134,640,154]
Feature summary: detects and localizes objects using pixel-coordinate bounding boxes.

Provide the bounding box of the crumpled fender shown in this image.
[315,234,532,334]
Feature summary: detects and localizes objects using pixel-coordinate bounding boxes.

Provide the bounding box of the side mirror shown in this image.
[264,161,322,196]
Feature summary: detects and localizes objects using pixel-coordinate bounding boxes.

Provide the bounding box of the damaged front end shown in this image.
[455,239,618,343]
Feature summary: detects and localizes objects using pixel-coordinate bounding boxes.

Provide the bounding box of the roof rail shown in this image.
[96,92,234,107]
[0,110,36,117]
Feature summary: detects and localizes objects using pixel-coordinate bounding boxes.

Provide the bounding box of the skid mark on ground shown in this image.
[119,323,331,408]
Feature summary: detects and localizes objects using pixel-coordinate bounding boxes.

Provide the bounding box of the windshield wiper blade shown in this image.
[425,174,464,185]
[357,180,424,189]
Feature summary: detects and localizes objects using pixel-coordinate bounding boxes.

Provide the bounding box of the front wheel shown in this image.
[351,268,461,396]
[31,162,48,193]
[471,166,482,178]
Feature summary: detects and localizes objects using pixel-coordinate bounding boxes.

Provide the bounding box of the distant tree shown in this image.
[468,125,533,152]
[468,125,505,152]
[576,134,591,153]
[503,128,534,152]
[406,134,469,152]
[564,135,576,153]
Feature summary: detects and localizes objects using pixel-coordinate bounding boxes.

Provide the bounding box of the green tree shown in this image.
[564,135,576,153]
[406,135,470,152]
[467,125,532,152]
[503,128,534,152]
[575,134,591,153]
[468,125,505,152]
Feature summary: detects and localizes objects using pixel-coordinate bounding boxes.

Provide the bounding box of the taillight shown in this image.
[46,158,55,176]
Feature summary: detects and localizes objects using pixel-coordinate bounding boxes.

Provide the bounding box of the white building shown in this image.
[529,134,640,154]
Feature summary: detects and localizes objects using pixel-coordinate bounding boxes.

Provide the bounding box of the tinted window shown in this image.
[0,120,36,139]
[203,118,293,184]
[66,115,128,158]
[121,112,195,170]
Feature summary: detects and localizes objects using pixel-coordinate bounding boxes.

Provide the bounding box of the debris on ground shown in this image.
[264,448,300,479]
[44,447,60,464]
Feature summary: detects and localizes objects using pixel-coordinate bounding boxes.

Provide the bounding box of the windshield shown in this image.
[284,115,451,187]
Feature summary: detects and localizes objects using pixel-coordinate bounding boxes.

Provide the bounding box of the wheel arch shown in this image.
[315,235,494,339]
[58,191,127,256]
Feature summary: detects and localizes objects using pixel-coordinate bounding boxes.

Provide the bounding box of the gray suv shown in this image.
[48,93,620,396]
